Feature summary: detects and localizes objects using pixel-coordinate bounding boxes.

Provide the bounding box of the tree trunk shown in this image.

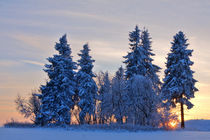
[93,114,96,124]
[117,117,123,124]
[181,102,185,128]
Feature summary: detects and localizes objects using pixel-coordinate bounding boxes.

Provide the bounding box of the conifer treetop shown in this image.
[78,43,95,77]
[55,34,71,57]
[129,25,141,49]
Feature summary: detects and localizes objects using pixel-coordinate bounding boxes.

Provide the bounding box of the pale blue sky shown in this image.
[0,0,210,124]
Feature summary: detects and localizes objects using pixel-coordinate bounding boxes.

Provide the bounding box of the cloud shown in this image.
[89,40,127,57]
[21,60,44,66]
[9,33,54,52]
[33,10,121,24]
[0,17,51,29]
[0,59,43,68]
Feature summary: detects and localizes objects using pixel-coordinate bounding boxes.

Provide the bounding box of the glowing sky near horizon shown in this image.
[0,0,210,125]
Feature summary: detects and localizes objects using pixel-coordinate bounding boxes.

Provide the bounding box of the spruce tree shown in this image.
[161,31,198,128]
[141,29,161,93]
[76,43,97,124]
[37,34,77,126]
[123,26,161,125]
[123,25,147,79]
[124,26,161,85]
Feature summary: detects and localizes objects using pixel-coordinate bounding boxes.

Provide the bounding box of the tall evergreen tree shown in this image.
[161,31,198,128]
[37,34,77,126]
[123,26,161,125]
[123,25,147,79]
[76,43,97,124]
[124,26,161,88]
[141,29,161,93]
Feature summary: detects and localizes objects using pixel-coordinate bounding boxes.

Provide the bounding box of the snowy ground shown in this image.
[1,120,210,140]
[1,127,210,140]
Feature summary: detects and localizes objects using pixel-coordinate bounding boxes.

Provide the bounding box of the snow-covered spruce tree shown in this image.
[161,31,198,128]
[141,29,161,93]
[123,25,147,79]
[123,26,161,125]
[123,25,145,124]
[124,26,161,87]
[76,43,97,124]
[111,66,127,124]
[37,34,77,126]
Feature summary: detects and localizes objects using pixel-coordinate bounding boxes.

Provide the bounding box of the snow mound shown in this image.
[185,119,210,131]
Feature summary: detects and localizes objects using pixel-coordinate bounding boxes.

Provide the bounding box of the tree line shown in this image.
[15,25,198,129]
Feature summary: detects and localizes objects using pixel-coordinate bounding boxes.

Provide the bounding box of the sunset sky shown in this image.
[0,0,210,126]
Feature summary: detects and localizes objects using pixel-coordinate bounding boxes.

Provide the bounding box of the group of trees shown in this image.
[16,26,197,129]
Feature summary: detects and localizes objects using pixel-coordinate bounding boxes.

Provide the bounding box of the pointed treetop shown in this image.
[79,43,91,57]
[78,43,95,76]
[83,43,89,50]
[172,31,189,47]
[141,28,152,48]
[116,66,124,77]
[129,25,141,48]
[55,34,71,57]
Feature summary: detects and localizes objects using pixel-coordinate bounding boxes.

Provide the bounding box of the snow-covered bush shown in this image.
[125,75,160,126]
